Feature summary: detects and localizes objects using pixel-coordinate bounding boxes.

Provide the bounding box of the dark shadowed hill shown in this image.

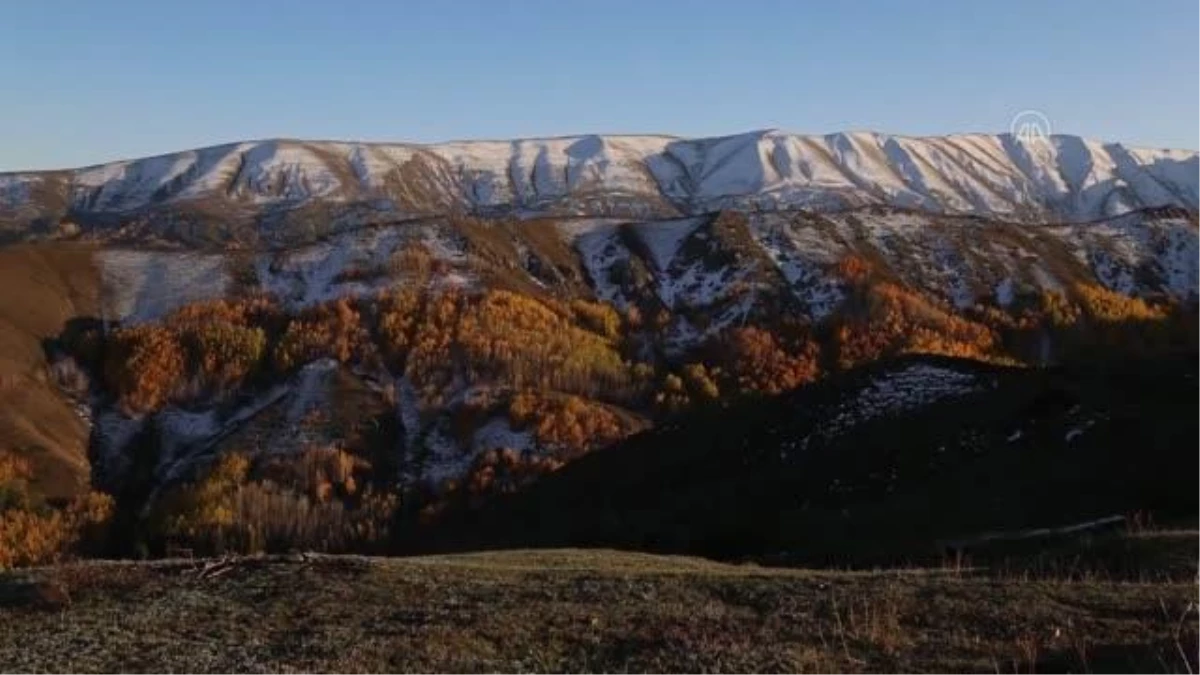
[415,354,1198,565]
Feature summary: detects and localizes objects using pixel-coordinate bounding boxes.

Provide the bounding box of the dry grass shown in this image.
[1,548,1195,673]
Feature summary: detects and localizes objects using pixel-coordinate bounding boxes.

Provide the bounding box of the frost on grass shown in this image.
[99,250,230,324]
[823,364,982,436]
[780,364,983,459]
[255,227,414,309]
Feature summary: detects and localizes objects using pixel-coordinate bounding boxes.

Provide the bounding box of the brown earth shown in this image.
[0,244,100,500]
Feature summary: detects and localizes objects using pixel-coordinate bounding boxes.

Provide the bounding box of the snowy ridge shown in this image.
[2,130,1195,224]
[84,207,1196,340]
[748,210,1199,306]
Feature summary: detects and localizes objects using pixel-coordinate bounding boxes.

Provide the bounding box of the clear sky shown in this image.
[1,0,1196,171]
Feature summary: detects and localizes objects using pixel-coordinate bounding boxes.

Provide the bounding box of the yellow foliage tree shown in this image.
[508,392,633,458]
[183,322,267,390]
[719,326,821,395]
[274,298,367,372]
[104,324,186,414]
[0,484,113,570]
[834,280,999,369]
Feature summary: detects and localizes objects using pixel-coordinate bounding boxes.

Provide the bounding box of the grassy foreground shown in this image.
[1,545,1197,673]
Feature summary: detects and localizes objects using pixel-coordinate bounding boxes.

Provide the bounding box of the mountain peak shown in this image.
[0,131,1195,228]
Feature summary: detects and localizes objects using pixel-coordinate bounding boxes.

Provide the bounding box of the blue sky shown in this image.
[1,0,1196,170]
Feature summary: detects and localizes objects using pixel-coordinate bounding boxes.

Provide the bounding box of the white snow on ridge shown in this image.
[4,130,1195,222]
[555,219,630,305]
[777,363,984,459]
[0,175,33,208]
[234,142,342,202]
[631,216,707,272]
[255,226,412,308]
[1159,224,1200,298]
[1049,215,1199,298]
[70,143,254,211]
[749,214,846,320]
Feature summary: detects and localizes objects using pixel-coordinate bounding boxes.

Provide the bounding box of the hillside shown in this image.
[1,544,1197,672]
[415,354,1200,564]
[0,245,100,500]
[0,130,1196,571]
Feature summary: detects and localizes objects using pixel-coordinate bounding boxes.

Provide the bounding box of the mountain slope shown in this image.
[0,245,100,500]
[0,130,1196,569]
[2,131,1196,245]
[4,204,1196,517]
[417,354,1199,564]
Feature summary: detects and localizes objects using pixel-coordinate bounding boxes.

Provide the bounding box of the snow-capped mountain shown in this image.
[3,130,1197,515]
[1,130,1196,233]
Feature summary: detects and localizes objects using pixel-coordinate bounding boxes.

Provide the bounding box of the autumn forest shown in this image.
[2,224,1194,571]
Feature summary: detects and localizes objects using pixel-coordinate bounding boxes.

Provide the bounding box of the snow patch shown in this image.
[631,216,706,272]
[98,250,230,324]
[472,418,534,454]
[556,219,629,305]
[995,278,1015,307]
[0,176,32,208]
[817,365,982,440]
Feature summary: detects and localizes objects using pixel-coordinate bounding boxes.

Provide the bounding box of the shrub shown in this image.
[718,326,821,395]
[182,322,267,391]
[508,392,634,458]
[375,289,423,367]
[151,452,396,556]
[833,281,998,369]
[0,490,113,570]
[258,446,370,503]
[274,298,367,372]
[570,299,622,340]
[655,363,722,412]
[463,448,563,498]
[458,290,633,399]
